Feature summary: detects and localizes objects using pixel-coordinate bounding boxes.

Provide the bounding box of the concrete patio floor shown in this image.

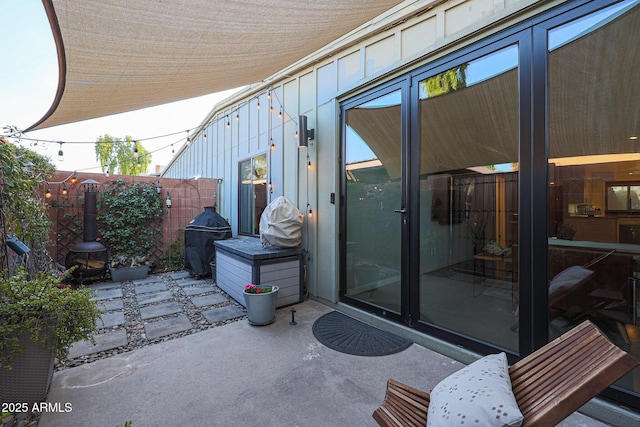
[40,299,612,427]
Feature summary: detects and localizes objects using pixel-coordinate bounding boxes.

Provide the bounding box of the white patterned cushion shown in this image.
[427,352,523,427]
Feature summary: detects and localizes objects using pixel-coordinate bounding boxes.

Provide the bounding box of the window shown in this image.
[239,154,267,235]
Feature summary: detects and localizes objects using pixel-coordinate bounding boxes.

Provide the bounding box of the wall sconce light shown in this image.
[166,192,172,209]
[298,115,315,148]
[155,181,162,194]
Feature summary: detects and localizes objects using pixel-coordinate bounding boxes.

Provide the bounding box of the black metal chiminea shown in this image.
[65,179,109,280]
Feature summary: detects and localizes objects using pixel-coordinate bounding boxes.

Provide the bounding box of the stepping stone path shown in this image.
[64,270,246,368]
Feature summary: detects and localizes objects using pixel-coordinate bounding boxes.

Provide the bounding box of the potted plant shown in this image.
[243,284,279,325]
[0,268,101,405]
[109,255,152,282]
[98,180,165,281]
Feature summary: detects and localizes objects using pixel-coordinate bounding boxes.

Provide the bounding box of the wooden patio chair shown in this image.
[373,320,639,427]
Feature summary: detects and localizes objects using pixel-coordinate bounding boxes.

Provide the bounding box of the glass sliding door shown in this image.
[547,0,640,396]
[343,89,403,314]
[416,45,520,351]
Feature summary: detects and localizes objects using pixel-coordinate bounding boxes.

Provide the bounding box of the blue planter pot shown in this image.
[243,285,279,325]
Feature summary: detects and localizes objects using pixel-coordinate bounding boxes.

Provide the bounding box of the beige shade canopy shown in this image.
[29,0,405,131]
[346,3,640,178]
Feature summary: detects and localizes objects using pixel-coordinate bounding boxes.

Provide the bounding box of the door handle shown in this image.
[394,209,407,214]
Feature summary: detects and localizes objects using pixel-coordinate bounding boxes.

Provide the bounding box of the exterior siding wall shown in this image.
[163,0,558,302]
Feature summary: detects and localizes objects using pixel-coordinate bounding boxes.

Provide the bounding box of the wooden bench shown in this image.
[373,320,639,427]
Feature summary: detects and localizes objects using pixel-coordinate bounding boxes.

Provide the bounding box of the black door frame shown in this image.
[338,0,639,409]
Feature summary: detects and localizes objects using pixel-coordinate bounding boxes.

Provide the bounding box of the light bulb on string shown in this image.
[171,144,175,154]
[236,113,240,121]
[133,142,139,158]
[45,186,52,199]
[226,116,231,128]
[270,138,275,151]
[70,172,78,184]
[278,108,283,119]
[57,142,64,161]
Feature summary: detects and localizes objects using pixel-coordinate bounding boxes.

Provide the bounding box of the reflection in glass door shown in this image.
[239,154,267,235]
[417,45,520,351]
[344,90,403,314]
[547,0,640,397]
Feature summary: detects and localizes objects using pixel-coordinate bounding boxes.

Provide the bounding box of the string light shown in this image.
[61,184,68,195]
[45,186,52,199]
[3,86,293,175]
[133,141,139,158]
[69,172,78,184]
[270,138,275,151]
[226,115,231,128]
[57,142,64,161]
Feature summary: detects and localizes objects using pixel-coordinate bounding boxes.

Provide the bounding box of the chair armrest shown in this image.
[372,379,431,427]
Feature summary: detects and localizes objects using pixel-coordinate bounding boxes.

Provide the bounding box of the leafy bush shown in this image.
[97,180,164,262]
[0,268,101,369]
[0,139,56,275]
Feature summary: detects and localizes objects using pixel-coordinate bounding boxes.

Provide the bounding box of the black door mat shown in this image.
[312,311,412,356]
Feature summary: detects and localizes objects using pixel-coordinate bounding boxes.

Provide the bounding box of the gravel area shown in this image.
[56,271,247,370]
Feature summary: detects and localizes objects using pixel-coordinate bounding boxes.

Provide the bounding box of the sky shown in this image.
[0,0,242,175]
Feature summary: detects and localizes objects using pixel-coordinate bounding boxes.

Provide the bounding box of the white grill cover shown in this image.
[259,196,303,248]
